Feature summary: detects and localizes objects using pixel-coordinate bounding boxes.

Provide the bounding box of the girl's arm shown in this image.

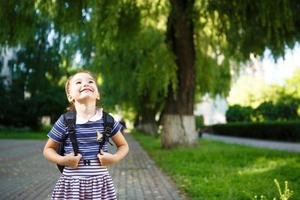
[98,132,129,166]
[111,131,129,162]
[43,139,81,168]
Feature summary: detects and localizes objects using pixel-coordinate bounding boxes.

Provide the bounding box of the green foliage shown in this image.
[274,179,294,200]
[227,76,275,108]
[116,1,141,39]
[195,115,204,129]
[256,99,300,122]
[228,68,300,109]
[39,0,87,34]
[253,179,294,200]
[132,131,300,200]
[255,102,279,122]
[194,1,236,98]
[0,19,68,129]
[0,1,36,45]
[95,27,176,113]
[85,1,176,119]
[285,68,300,98]
[207,0,300,60]
[1,0,300,131]
[227,69,300,123]
[227,97,300,123]
[226,105,254,122]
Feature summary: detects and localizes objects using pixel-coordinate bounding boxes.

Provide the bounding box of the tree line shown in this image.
[1,0,300,148]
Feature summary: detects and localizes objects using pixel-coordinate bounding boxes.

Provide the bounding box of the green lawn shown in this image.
[0,129,48,140]
[132,131,300,200]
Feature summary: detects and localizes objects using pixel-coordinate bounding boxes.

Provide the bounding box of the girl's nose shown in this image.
[83,81,89,86]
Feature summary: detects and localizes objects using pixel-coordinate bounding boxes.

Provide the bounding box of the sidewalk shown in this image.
[0,134,185,200]
[202,133,300,152]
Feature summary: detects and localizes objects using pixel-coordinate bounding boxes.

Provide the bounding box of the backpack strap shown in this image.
[98,111,114,154]
[103,111,114,136]
[63,111,78,156]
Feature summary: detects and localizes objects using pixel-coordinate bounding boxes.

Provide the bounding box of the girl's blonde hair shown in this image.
[65,70,99,111]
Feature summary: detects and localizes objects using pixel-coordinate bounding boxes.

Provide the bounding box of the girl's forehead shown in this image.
[71,72,95,81]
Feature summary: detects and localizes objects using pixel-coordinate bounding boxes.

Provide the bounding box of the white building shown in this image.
[194,95,228,125]
[0,48,15,85]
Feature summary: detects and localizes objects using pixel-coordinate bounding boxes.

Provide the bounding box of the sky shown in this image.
[227,44,300,107]
[261,44,300,85]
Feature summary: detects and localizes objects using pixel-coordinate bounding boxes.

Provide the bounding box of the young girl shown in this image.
[43,70,129,200]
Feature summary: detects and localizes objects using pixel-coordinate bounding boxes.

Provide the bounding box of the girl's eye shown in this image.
[89,80,94,84]
[76,81,81,84]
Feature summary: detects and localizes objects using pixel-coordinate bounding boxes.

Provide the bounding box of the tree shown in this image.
[161,0,197,147]
[3,21,66,129]
[0,3,79,128]
[93,26,176,135]
[1,1,300,147]
[160,0,300,147]
[207,0,300,60]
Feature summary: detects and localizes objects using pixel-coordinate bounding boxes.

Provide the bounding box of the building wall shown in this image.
[194,95,228,125]
[0,48,15,86]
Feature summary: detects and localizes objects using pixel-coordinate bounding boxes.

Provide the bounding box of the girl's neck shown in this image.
[74,102,97,119]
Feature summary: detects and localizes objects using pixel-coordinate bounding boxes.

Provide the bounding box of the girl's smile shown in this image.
[80,87,94,93]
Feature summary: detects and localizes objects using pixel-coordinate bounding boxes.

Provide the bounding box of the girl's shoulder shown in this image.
[55,114,67,126]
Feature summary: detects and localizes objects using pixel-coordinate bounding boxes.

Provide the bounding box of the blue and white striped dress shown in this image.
[48,109,122,200]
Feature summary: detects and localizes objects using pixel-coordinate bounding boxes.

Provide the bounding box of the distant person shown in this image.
[43,70,129,200]
[119,118,127,134]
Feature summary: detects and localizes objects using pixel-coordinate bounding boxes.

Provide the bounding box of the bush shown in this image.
[195,115,204,129]
[255,101,300,122]
[226,105,254,122]
[226,99,300,123]
[255,101,277,121]
[208,121,300,142]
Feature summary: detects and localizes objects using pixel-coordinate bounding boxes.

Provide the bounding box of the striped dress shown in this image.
[48,109,122,200]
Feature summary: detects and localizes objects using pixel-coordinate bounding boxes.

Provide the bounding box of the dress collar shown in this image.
[76,108,103,124]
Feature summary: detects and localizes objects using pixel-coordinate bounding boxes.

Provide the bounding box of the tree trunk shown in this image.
[136,108,158,136]
[162,0,197,148]
[135,95,159,136]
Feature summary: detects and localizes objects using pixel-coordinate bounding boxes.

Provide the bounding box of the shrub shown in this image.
[209,121,300,142]
[226,105,253,122]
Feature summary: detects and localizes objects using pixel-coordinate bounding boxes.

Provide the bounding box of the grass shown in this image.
[0,128,49,140]
[131,130,300,200]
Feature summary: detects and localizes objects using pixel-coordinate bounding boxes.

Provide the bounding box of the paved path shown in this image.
[202,133,300,152]
[0,134,185,200]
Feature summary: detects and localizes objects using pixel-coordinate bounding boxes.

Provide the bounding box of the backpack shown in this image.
[56,110,114,173]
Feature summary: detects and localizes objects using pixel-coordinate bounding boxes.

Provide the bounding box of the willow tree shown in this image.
[159,0,300,148]
[95,27,176,135]
[2,0,300,148]
[0,0,176,134]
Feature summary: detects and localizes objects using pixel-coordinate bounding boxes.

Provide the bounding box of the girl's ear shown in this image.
[67,95,73,102]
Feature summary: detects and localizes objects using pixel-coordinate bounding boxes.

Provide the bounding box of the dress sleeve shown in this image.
[47,115,67,143]
[110,116,123,137]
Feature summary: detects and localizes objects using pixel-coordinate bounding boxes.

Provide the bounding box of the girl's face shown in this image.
[67,72,100,103]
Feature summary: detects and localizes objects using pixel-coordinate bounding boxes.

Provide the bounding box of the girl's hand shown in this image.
[97,151,116,166]
[61,153,82,168]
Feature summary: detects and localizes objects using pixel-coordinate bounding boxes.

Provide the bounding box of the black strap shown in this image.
[63,111,78,156]
[103,111,114,135]
[99,111,114,154]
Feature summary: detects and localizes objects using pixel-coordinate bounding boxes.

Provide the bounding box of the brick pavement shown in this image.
[0,134,185,200]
